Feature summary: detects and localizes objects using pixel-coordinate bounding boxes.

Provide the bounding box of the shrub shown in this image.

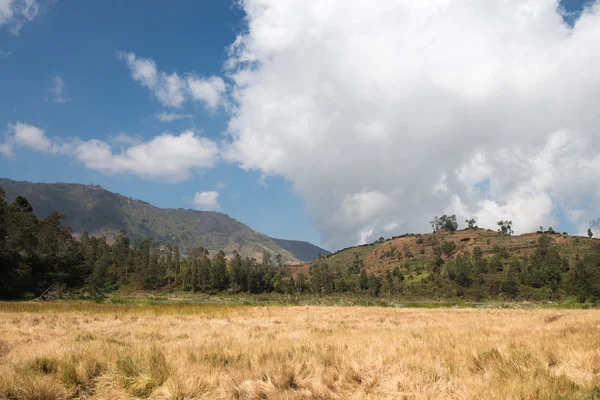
[441,241,456,256]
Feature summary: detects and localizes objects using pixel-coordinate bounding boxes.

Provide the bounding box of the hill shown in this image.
[315,228,593,273]
[289,227,600,301]
[0,178,324,262]
[270,238,330,262]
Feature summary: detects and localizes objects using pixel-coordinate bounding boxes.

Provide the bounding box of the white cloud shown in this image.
[0,142,13,157]
[155,111,192,122]
[119,51,226,110]
[118,51,186,108]
[224,0,600,249]
[72,130,219,183]
[191,190,220,211]
[46,76,70,104]
[0,0,40,34]
[0,122,220,183]
[0,122,64,156]
[187,76,226,110]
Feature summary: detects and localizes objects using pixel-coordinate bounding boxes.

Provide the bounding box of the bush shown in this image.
[441,241,456,256]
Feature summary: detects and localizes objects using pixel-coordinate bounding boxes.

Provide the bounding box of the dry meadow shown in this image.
[0,303,599,399]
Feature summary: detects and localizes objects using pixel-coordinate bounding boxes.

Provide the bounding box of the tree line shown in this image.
[1,189,599,302]
[0,190,293,299]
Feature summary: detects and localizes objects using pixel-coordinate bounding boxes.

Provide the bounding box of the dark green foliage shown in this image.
[501,272,519,298]
[309,256,334,294]
[367,273,381,297]
[465,218,476,229]
[567,244,600,301]
[520,235,565,291]
[359,270,369,290]
[497,220,514,235]
[430,214,458,232]
[447,255,473,287]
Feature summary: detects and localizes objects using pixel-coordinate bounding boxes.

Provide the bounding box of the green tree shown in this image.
[230,251,244,292]
[447,255,473,287]
[211,250,229,291]
[359,270,369,290]
[367,273,381,297]
[431,214,458,232]
[296,273,308,293]
[497,220,514,236]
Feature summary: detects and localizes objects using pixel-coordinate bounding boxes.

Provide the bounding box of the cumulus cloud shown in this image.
[0,122,65,156]
[224,0,600,249]
[119,51,226,110]
[155,111,192,122]
[0,0,40,34]
[0,122,219,183]
[187,76,226,110]
[191,190,220,211]
[72,130,219,182]
[46,76,70,104]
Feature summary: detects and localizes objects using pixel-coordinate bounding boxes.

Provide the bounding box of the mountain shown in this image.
[270,238,330,262]
[0,178,325,262]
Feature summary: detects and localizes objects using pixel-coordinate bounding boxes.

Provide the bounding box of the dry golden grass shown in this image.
[1,303,599,399]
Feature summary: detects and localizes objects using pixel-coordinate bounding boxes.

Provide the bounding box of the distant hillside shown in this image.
[289,227,600,300]
[313,228,594,271]
[270,238,330,262]
[0,178,320,262]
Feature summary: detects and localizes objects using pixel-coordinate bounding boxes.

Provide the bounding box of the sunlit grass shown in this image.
[0,301,250,317]
[1,303,599,399]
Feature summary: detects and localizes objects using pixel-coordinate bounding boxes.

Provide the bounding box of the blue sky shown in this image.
[1,0,598,250]
[0,0,322,247]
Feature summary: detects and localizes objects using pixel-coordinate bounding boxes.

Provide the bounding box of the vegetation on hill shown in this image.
[0,189,299,299]
[2,187,600,302]
[290,225,600,302]
[0,178,329,262]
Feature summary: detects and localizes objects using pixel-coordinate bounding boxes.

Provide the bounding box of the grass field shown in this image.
[0,302,599,399]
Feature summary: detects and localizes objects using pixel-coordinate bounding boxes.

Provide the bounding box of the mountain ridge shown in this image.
[0,178,328,262]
